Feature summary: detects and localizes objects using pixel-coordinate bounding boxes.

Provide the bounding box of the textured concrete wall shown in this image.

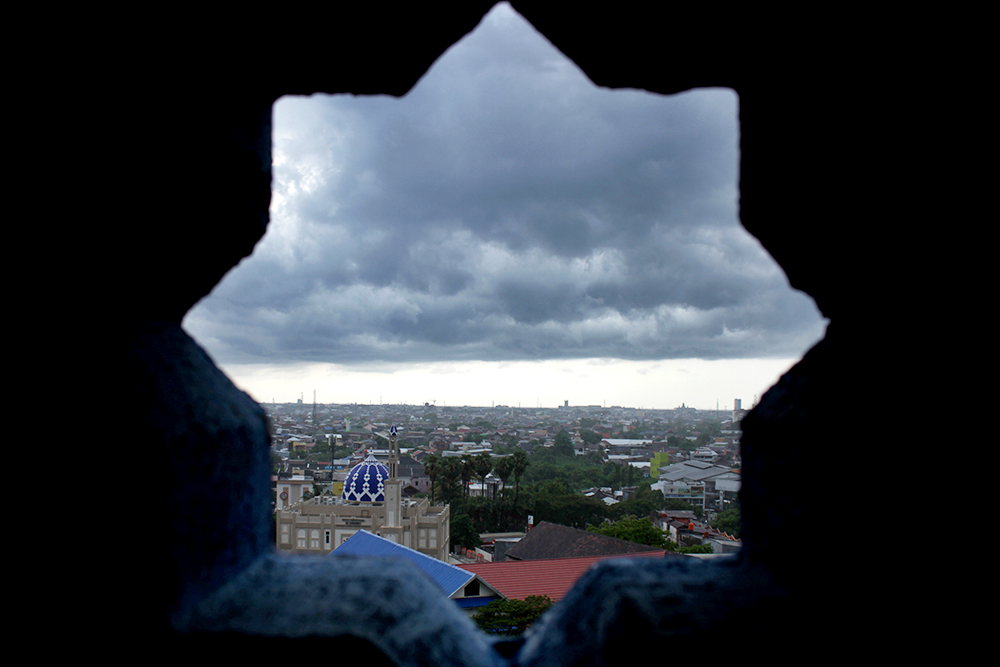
[98,3,928,663]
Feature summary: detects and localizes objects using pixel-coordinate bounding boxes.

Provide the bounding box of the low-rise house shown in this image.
[502,521,666,561]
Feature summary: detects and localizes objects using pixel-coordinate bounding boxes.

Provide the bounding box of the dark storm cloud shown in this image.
[184,3,825,366]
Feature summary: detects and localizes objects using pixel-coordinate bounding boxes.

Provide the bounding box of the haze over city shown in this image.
[182,3,827,410]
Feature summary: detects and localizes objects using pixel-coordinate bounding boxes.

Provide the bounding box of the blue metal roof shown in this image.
[332,530,474,597]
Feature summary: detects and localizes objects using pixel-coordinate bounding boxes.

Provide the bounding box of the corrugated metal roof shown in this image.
[332,530,473,597]
[658,460,734,481]
[458,551,667,602]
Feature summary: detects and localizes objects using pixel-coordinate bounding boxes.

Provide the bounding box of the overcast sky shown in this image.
[182,3,826,410]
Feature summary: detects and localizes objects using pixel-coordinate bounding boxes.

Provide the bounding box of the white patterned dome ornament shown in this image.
[342,453,388,503]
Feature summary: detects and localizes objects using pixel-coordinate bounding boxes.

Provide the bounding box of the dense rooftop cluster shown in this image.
[272,399,743,558]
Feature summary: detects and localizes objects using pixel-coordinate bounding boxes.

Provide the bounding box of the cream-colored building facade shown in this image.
[276,493,450,560]
[276,429,451,561]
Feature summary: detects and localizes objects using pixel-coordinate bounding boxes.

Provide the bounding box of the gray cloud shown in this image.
[184,3,825,367]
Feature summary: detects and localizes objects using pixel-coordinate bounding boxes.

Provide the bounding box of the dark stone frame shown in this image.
[96,3,924,664]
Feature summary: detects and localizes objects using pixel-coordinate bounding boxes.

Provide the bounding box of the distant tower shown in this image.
[385,425,402,528]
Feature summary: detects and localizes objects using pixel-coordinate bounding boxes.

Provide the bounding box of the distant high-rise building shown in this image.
[733,398,748,428]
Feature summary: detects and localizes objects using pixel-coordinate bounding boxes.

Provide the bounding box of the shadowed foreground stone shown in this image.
[91,2,940,664]
[176,554,500,667]
[519,557,786,667]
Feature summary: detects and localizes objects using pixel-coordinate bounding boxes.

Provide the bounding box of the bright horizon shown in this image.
[209,356,803,411]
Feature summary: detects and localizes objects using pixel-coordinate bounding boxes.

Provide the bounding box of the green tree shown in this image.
[437,457,463,503]
[586,516,669,548]
[472,595,554,636]
[511,448,529,504]
[451,514,481,550]
[609,488,665,521]
[460,454,476,497]
[710,506,741,538]
[424,455,440,503]
[494,455,515,498]
[474,451,493,492]
[552,430,574,457]
[530,492,607,529]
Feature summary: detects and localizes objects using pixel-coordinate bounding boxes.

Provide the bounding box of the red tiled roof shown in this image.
[457,551,666,602]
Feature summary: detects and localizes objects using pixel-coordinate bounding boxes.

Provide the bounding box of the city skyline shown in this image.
[182,3,826,412]
[212,357,795,412]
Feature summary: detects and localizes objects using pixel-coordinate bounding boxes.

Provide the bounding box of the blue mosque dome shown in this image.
[342,453,388,503]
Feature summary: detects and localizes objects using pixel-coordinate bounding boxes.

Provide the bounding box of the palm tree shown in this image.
[438,457,461,503]
[424,454,439,503]
[460,454,475,497]
[494,456,514,499]
[474,452,493,497]
[511,448,529,505]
